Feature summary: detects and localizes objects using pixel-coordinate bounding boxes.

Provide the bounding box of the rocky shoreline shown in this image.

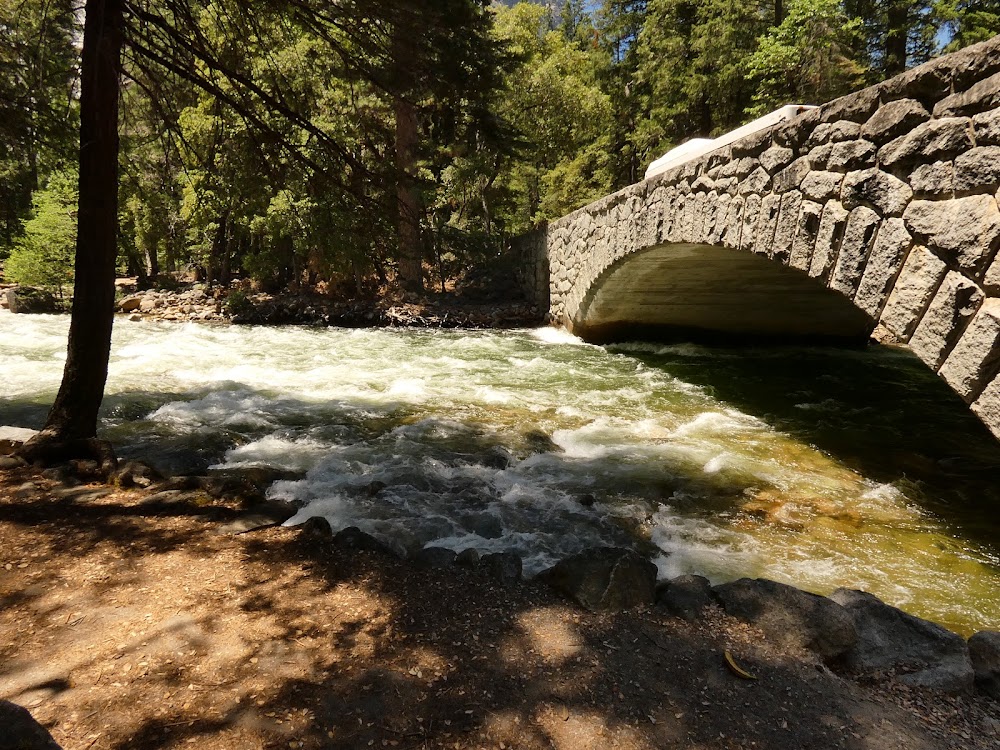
[2,282,544,329]
[2,430,997,710]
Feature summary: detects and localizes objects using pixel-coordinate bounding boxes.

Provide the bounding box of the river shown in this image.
[2,308,999,636]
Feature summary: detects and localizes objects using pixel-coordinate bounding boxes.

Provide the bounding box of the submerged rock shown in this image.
[969,630,1000,699]
[830,588,973,694]
[542,547,656,611]
[656,574,718,620]
[714,578,857,662]
[522,429,563,455]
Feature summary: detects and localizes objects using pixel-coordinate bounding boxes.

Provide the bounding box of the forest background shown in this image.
[2,0,999,299]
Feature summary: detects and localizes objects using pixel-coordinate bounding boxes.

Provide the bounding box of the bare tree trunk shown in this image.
[22,0,124,464]
[395,95,423,295]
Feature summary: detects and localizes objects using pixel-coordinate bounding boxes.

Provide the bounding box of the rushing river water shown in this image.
[2,308,1000,635]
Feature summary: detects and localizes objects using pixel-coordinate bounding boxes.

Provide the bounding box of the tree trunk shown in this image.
[23,0,124,459]
[884,2,909,76]
[395,95,423,295]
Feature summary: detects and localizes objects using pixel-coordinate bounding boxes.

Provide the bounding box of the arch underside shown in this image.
[569,243,876,345]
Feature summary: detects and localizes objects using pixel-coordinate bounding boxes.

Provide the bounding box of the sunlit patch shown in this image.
[535,705,659,750]
[513,607,583,665]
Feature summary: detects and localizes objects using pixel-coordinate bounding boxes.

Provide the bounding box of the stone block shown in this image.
[973,107,1000,144]
[807,120,861,147]
[828,139,877,171]
[841,168,912,216]
[820,85,880,123]
[950,35,1000,90]
[760,144,795,173]
[772,191,803,263]
[774,157,811,193]
[954,146,1000,192]
[880,246,948,338]
[878,61,951,105]
[774,107,820,148]
[939,299,1000,401]
[731,126,774,156]
[934,70,1000,117]
[800,170,842,202]
[854,218,913,318]
[740,194,763,251]
[809,201,849,281]
[831,206,881,297]
[707,193,732,244]
[753,193,782,256]
[738,166,771,195]
[861,99,931,144]
[903,195,1000,276]
[718,158,741,178]
[808,142,833,169]
[909,272,984,368]
[910,161,954,197]
[716,176,738,194]
[789,199,824,271]
[721,195,744,248]
[879,118,974,167]
[972,373,1000,438]
[692,173,715,192]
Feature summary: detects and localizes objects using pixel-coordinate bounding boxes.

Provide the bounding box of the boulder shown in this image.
[480,551,522,585]
[656,574,718,621]
[713,578,857,662]
[0,426,38,455]
[334,526,395,556]
[118,296,142,312]
[542,547,656,611]
[830,588,974,694]
[300,515,333,538]
[114,460,161,488]
[968,630,1000,699]
[413,546,457,569]
[455,548,480,567]
[0,700,61,750]
[5,287,60,314]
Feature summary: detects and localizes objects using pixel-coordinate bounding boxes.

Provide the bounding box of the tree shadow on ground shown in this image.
[2,475,996,750]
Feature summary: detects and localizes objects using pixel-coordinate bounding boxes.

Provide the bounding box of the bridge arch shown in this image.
[515,35,1000,440]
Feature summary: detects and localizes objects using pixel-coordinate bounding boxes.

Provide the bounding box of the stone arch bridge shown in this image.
[515,35,1000,440]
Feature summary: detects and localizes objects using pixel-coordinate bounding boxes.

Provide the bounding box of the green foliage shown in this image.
[936,0,1000,51]
[5,171,77,292]
[746,0,867,116]
[8,0,988,301]
[0,0,78,253]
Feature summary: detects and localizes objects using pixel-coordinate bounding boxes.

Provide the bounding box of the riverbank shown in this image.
[0,281,543,329]
[2,462,998,750]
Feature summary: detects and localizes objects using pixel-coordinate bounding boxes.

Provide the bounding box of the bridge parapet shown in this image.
[516,34,1000,439]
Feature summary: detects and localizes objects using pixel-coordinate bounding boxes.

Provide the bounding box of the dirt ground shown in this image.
[1,465,998,750]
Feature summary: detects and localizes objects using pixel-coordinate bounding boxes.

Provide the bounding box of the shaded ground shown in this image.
[1,466,998,750]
